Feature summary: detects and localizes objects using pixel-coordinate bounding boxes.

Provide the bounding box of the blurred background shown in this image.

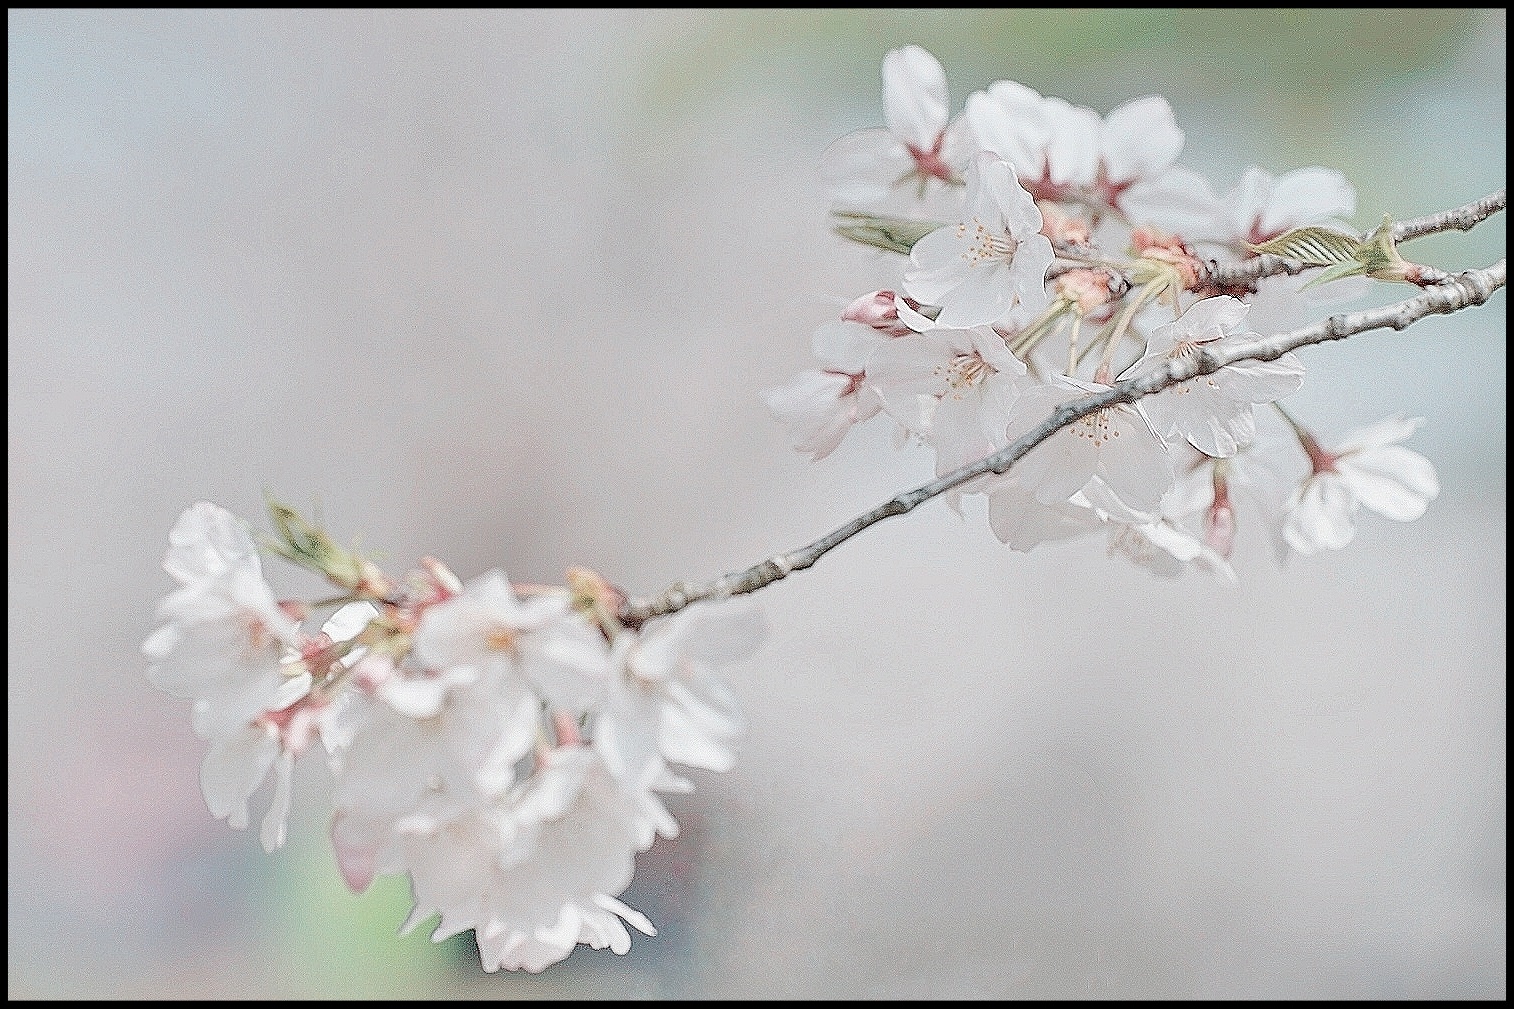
[8,9,1505,999]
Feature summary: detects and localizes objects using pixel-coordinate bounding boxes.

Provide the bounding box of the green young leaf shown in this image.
[1301,259,1368,290]
[1246,225,1362,265]
[830,211,943,255]
[264,495,369,589]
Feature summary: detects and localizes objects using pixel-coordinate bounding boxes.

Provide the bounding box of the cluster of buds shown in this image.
[144,500,763,971]
[769,45,1441,574]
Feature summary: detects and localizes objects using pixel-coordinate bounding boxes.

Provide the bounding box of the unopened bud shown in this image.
[841,290,915,336]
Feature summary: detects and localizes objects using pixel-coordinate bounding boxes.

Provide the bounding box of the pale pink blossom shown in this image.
[1120,295,1305,457]
[763,315,892,460]
[1283,415,1440,555]
[903,153,1054,329]
[597,598,765,785]
[143,502,302,740]
[994,377,1175,517]
[414,570,610,714]
[867,324,1030,486]
[821,45,973,207]
[399,744,664,972]
[1205,166,1357,248]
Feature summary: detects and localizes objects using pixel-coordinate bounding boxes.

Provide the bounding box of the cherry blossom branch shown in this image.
[1201,188,1507,290]
[620,260,1505,625]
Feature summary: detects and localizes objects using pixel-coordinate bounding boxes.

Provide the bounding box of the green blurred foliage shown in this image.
[642,8,1484,117]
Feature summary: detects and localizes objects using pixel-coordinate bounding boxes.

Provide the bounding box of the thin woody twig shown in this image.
[1201,188,1506,290]
[620,260,1505,625]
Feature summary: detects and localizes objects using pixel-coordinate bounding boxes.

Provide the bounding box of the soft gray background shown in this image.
[9,9,1505,998]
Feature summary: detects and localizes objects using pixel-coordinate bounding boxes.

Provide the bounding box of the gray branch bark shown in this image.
[620,260,1505,625]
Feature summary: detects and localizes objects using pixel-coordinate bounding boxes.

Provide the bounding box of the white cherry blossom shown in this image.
[903,153,1054,329]
[994,377,1174,517]
[821,45,973,207]
[1282,415,1440,555]
[762,313,893,461]
[1120,295,1305,457]
[596,598,765,786]
[143,503,302,740]
[414,570,610,714]
[1204,165,1357,248]
[399,744,664,973]
[867,323,1030,489]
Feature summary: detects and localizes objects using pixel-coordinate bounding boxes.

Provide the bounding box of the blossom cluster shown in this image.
[143,43,1476,978]
[144,500,763,971]
[769,45,1440,573]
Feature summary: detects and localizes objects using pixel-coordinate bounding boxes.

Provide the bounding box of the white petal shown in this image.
[882,45,950,149]
[820,129,915,205]
[1334,415,1425,455]
[1284,475,1358,554]
[201,725,279,830]
[1093,410,1175,514]
[1341,447,1439,521]
[1262,167,1357,235]
[1100,95,1183,182]
[259,752,296,852]
[965,80,1051,178]
[811,319,882,371]
[1215,353,1305,404]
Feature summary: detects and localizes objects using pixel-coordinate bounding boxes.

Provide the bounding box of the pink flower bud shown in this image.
[842,290,915,337]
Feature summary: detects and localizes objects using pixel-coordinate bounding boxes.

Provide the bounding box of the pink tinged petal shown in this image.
[1284,475,1358,554]
[819,129,916,204]
[1227,167,1276,240]
[882,45,950,149]
[200,725,279,831]
[1263,167,1357,235]
[1100,96,1183,182]
[1340,448,1440,521]
[1334,415,1426,455]
[330,812,381,894]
